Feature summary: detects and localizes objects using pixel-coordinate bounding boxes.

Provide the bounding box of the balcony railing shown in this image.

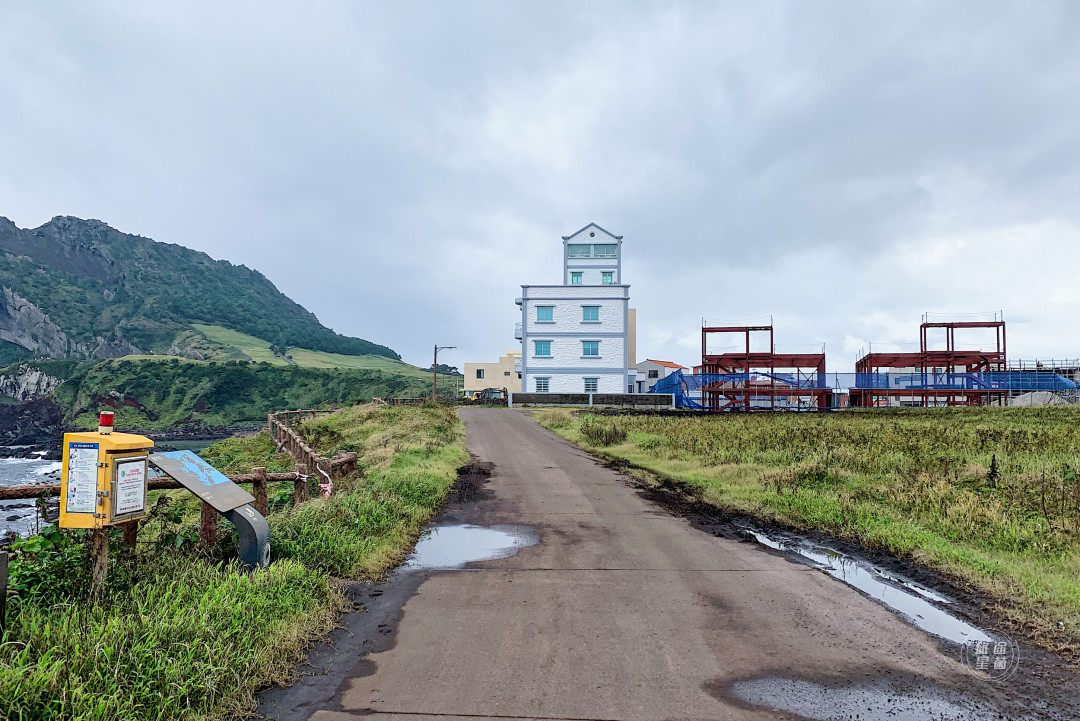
[514,322,522,340]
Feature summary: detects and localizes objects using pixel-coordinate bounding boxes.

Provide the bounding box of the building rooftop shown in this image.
[645,359,688,369]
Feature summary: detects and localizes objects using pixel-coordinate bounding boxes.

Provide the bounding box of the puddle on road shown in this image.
[729,678,1012,721]
[404,524,538,570]
[743,528,992,646]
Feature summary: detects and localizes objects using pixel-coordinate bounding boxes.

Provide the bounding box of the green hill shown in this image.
[37,357,439,430]
[0,215,398,361]
[192,324,458,382]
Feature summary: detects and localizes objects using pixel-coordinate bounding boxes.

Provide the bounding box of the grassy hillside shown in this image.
[43,356,441,429]
[193,324,459,383]
[0,215,398,359]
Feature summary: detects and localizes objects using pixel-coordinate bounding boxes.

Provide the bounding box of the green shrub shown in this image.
[580,417,628,446]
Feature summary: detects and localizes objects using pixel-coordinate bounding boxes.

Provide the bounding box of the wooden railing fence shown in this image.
[1,407,359,546]
[266,408,358,489]
[371,397,428,407]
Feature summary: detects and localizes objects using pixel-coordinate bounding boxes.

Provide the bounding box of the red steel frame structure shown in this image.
[701,324,829,409]
[850,320,1007,407]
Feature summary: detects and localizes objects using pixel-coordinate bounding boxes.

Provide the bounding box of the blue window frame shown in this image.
[584,377,598,392]
[536,306,553,322]
[593,244,617,258]
[536,377,550,392]
[582,306,599,322]
[602,271,613,284]
[567,244,591,258]
[582,341,599,356]
[570,272,582,285]
[534,340,551,356]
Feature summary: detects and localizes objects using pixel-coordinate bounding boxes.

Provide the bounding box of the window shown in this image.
[648,369,659,378]
[593,244,617,257]
[571,272,582,285]
[584,378,598,392]
[476,369,485,379]
[536,305,553,322]
[602,271,613,284]
[567,244,591,257]
[582,341,599,356]
[628,385,634,393]
[536,377,549,392]
[582,306,599,322]
[504,371,510,376]
[534,340,551,356]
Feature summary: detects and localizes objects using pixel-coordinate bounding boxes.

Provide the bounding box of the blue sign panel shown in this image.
[150,450,255,512]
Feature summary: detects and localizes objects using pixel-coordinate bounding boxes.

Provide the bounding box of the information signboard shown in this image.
[65,442,98,514]
[149,451,255,513]
[113,457,147,518]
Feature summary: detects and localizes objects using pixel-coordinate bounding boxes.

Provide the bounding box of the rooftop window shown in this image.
[566,243,618,259]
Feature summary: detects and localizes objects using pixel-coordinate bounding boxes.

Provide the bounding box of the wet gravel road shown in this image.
[258,408,1079,721]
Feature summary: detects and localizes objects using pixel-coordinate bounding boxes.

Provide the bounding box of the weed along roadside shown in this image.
[0,401,467,721]
[533,406,1080,665]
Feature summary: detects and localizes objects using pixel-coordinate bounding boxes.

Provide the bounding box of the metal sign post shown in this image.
[149,451,270,570]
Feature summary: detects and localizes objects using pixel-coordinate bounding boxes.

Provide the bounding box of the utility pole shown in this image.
[433,345,456,398]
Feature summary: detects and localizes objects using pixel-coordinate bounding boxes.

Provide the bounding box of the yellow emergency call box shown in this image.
[59,425,154,529]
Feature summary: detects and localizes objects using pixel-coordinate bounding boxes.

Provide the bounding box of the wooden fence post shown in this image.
[294,463,308,505]
[200,501,217,546]
[91,528,108,594]
[0,550,7,633]
[253,467,268,515]
[121,520,139,548]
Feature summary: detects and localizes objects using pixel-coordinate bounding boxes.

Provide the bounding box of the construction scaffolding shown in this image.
[850,317,1007,407]
[700,321,830,410]
[648,314,1079,410]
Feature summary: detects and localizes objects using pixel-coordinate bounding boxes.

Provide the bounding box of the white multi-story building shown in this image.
[517,224,636,394]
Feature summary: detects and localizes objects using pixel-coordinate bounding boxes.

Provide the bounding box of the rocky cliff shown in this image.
[0,397,62,448]
[0,363,63,401]
[0,286,141,360]
[0,286,70,357]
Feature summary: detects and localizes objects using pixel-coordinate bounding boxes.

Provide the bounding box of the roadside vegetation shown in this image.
[0,402,466,721]
[536,407,1080,659]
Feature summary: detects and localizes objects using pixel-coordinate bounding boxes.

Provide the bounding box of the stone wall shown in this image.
[509,393,674,408]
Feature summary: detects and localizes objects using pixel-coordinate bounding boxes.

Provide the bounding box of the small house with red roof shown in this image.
[635,359,688,393]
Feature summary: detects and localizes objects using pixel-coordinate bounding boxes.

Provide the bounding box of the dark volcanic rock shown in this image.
[0,397,62,448]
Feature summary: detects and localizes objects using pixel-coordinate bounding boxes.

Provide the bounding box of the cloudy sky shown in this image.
[2,1,1078,370]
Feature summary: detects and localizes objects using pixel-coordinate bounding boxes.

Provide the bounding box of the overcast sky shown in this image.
[2,2,1079,371]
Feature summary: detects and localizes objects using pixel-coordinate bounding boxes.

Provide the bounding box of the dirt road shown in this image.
[259,408,1076,720]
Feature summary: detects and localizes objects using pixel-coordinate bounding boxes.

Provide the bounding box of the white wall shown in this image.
[525,298,625,333]
[564,268,618,286]
[527,372,626,393]
[526,337,627,369]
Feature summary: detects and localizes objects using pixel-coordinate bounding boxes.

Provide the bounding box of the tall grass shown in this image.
[536,407,1080,657]
[0,403,466,720]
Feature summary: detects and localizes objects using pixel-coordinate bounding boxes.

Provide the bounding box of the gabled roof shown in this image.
[561,222,623,241]
[646,359,688,369]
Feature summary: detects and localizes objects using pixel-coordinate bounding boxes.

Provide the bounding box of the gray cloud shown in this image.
[2,1,1078,371]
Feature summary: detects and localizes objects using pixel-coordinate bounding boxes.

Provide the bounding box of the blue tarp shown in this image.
[648,370,1077,409]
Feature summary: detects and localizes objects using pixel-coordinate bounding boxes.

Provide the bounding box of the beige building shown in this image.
[464,350,522,395]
